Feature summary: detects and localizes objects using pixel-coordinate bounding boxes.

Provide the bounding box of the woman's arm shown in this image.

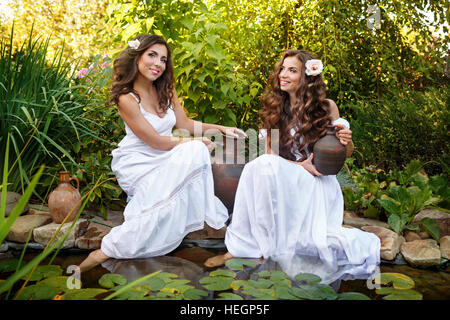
[327,99,354,158]
[117,94,188,151]
[172,89,247,138]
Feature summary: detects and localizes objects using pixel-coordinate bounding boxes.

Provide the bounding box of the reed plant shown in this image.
[0,25,102,196]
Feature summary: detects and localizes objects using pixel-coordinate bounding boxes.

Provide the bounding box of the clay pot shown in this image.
[211,134,246,213]
[313,125,346,175]
[48,171,81,224]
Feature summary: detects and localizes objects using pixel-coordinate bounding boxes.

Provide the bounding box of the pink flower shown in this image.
[76,68,89,79]
[89,63,94,70]
[101,62,107,69]
[102,53,108,59]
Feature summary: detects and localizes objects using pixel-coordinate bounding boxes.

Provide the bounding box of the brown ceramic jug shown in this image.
[48,171,81,224]
[312,125,346,175]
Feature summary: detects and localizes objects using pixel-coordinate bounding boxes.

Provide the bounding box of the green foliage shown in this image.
[348,86,449,175]
[372,272,423,300]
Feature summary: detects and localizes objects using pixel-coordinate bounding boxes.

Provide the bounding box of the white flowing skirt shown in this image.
[225,154,380,283]
[101,140,229,259]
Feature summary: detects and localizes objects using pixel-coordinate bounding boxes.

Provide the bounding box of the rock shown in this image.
[413,209,450,238]
[404,230,422,242]
[6,213,53,243]
[343,210,359,219]
[33,219,87,249]
[75,211,124,250]
[1,191,29,217]
[344,217,390,229]
[361,226,404,260]
[440,236,450,260]
[400,239,441,268]
[0,242,8,253]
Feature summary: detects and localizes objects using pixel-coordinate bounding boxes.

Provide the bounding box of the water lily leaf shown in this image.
[209,269,236,278]
[274,286,298,300]
[376,288,423,300]
[37,276,72,291]
[225,258,257,270]
[217,292,244,300]
[62,288,107,300]
[338,292,371,300]
[112,286,150,300]
[183,288,209,300]
[140,277,165,291]
[269,270,288,282]
[273,278,292,288]
[248,279,273,289]
[256,270,271,278]
[156,272,179,283]
[16,284,60,300]
[230,279,251,291]
[290,287,315,300]
[294,273,322,284]
[98,273,127,289]
[161,282,194,295]
[315,284,338,300]
[21,265,63,282]
[241,287,276,300]
[293,284,337,300]
[0,259,19,273]
[375,273,415,289]
[156,291,183,300]
[199,276,233,291]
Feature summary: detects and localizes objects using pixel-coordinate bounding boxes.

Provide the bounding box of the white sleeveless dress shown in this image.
[101,93,229,259]
[225,118,381,283]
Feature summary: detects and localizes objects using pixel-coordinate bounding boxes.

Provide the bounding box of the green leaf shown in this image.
[248,279,273,289]
[377,199,401,216]
[388,214,405,234]
[62,288,107,300]
[338,292,371,300]
[183,288,209,299]
[225,258,257,270]
[37,276,72,291]
[20,265,63,282]
[418,217,440,242]
[375,273,415,289]
[294,273,322,284]
[16,284,60,300]
[209,269,236,278]
[0,259,20,273]
[98,273,127,289]
[216,292,243,300]
[140,277,165,291]
[199,276,233,291]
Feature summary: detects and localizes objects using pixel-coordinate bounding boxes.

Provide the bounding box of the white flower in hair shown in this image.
[305,59,323,76]
[128,39,141,50]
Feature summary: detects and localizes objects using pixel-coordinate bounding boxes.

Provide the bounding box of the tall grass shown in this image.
[0,24,101,196]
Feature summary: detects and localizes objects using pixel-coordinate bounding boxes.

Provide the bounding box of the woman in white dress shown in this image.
[205,50,380,282]
[79,34,246,272]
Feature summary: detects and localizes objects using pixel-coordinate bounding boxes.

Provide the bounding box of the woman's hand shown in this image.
[220,126,248,139]
[194,136,217,153]
[300,153,324,177]
[334,124,352,146]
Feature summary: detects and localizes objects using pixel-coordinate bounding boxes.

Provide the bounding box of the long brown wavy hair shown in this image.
[109,34,175,113]
[260,49,331,161]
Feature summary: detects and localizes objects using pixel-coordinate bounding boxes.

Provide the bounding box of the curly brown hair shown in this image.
[109,34,175,113]
[260,49,331,161]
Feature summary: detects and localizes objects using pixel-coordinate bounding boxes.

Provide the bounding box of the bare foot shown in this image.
[78,249,110,273]
[204,252,233,268]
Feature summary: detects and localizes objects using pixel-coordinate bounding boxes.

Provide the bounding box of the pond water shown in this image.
[2,240,449,300]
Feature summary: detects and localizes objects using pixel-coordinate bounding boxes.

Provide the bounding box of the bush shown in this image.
[347,86,449,175]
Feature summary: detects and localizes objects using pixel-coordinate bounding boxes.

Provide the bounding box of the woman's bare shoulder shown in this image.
[117,93,138,111]
[325,98,340,120]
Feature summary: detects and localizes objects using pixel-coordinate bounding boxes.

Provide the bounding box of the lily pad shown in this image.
[376,287,423,300]
[62,288,108,300]
[21,265,63,282]
[225,258,257,270]
[230,280,252,291]
[217,292,244,300]
[37,276,72,291]
[241,287,276,300]
[98,273,127,289]
[209,269,236,278]
[274,286,298,300]
[375,273,415,289]
[269,270,288,282]
[248,279,273,289]
[338,292,372,300]
[15,284,60,300]
[183,288,209,299]
[140,277,165,291]
[294,273,322,284]
[0,259,19,273]
[155,272,179,283]
[199,276,233,291]
[112,285,150,300]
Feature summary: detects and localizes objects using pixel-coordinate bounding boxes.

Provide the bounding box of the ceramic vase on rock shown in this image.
[313,125,346,175]
[48,171,81,224]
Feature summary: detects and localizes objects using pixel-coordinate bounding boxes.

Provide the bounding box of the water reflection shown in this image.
[101,255,209,288]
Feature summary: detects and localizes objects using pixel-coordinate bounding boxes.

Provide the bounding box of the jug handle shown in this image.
[70,176,80,191]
